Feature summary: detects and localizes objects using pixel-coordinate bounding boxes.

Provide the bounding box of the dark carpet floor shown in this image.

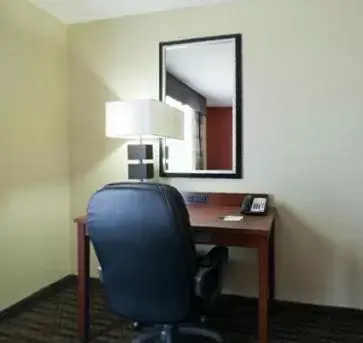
[1,278,363,343]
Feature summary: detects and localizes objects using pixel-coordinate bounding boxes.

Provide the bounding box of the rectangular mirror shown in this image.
[159,34,242,179]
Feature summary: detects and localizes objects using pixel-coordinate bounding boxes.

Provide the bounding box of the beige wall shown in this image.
[68,0,363,308]
[0,0,70,309]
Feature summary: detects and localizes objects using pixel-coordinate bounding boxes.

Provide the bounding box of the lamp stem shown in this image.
[139,136,143,182]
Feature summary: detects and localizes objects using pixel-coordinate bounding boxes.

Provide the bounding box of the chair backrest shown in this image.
[87,182,198,324]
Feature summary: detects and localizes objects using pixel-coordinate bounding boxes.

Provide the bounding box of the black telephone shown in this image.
[240,194,269,215]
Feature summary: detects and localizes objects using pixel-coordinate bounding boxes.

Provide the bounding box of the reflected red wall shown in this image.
[206,107,232,170]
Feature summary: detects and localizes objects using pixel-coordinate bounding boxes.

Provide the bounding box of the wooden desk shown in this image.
[74,193,276,343]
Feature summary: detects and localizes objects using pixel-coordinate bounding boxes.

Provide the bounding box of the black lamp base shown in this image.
[128,163,154,180]
[127,144,154,181]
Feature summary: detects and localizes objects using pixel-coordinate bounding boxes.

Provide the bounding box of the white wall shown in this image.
[0,0,70,309]
[68,0,363,308]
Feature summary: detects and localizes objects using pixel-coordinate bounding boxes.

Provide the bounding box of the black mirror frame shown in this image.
[158,33,242,179]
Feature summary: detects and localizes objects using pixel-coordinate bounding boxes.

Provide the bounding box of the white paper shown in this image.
[222,215,243,221]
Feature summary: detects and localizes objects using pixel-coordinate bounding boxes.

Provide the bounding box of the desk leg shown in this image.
[258,239,269,343]
[269,222,275,300]
[77,223,90,343]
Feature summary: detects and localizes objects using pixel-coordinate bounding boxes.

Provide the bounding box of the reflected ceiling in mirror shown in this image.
[159,34,242,179]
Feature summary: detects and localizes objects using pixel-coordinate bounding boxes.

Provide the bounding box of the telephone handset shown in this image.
[240,194,269,215]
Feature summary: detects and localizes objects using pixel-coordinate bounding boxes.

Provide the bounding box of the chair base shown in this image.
[132,324,223,343]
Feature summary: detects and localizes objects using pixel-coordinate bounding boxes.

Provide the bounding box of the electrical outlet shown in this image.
[184,193,209,204]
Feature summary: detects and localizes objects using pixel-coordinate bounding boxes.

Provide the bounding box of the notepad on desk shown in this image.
[220,215,243,221]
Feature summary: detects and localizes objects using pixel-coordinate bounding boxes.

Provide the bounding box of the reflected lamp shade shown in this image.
[105,99,184,180]
[105,99,184,140]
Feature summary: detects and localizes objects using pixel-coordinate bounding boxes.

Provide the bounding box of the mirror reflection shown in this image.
[159,34,241,178]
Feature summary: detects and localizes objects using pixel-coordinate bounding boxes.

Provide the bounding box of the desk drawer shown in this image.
[194,230,262,248]
[194,231,213,244]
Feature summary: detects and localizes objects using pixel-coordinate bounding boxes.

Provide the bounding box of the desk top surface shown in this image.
[188,204,275,234]
[75,204,275,236]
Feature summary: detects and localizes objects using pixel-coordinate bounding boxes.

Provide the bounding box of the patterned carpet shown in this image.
[1,277,363,343]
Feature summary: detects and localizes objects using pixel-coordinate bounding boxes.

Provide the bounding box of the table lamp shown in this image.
[105,99,184,181]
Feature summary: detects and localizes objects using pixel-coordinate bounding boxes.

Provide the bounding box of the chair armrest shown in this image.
[195,264,215,298]
[194,246,229,299]
[199,246,229,267]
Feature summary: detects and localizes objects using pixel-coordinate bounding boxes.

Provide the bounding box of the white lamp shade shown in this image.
[105,99,184,140]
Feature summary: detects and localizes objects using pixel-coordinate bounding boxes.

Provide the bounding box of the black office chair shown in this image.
[87,182,229,343]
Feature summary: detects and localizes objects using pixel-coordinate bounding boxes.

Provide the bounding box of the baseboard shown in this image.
[87,276,363,313]
[221,293,363,315]
[0,274,76,322]
[88,276,363,314]
[1,274,362,323]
